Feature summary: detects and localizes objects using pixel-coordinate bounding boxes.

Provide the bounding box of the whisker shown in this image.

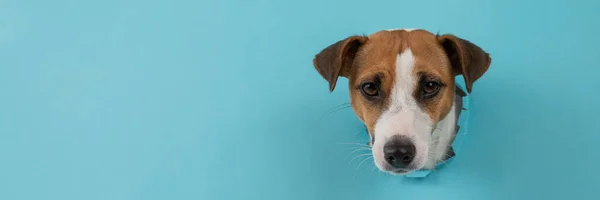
[370,162,378,172]
[315,104,352,121]
[349,153,372,164]
[355,156,373,171]
[342,146,371,151]
[343,148,372,160]
[437,158,449,166]
[353,156,373,179]
[425,150,453,170]
[337,142,371,148]
[326,102,351,112]
[319,105,352,118]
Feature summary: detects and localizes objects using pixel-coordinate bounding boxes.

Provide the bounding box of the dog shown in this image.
[312,29,491,175]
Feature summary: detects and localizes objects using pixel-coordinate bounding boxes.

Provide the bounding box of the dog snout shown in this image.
[383,135,415,168]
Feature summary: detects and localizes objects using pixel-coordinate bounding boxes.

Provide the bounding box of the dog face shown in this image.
[313,29,491,174]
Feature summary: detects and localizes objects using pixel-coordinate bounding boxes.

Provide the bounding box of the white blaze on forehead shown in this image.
[373,48,419,140]
[390,49,417,111]
[372,48,435,171]
[385,28,417,32]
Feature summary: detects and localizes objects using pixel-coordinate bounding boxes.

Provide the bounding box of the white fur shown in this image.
[423,103,457,169]
[385,28,417,32]
[371,48,456,174]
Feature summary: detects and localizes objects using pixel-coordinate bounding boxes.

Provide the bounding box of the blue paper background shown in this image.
[1,0,599,199]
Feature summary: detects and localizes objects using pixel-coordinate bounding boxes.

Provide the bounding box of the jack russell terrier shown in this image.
[312,29,491,175]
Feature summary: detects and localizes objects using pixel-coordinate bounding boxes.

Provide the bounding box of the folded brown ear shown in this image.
[438,34,491,93]
[313,36,367,92]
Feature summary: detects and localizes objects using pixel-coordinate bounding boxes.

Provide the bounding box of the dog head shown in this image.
[313,29,491,174]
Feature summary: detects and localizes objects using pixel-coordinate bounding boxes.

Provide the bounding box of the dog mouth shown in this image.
[390,166,420,174]
[379,164,419,174]
[392,169,410,174]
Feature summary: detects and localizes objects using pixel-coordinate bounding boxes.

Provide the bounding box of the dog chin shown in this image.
[375,162,422,175]
[380,167,420,176]
[388,169,412,175]
[375,157,428,175]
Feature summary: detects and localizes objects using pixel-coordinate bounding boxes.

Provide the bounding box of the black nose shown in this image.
[383,136,416,168]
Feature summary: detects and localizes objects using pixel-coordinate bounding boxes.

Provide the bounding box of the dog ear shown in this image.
[313,36,367,92]
[438,34,491,93]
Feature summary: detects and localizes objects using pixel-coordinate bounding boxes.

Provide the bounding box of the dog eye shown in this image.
[360,82,379,97]
[422,81,441,96]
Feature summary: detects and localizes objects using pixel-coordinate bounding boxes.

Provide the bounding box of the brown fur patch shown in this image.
[407,30,456,123]
[348,31,406,139]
